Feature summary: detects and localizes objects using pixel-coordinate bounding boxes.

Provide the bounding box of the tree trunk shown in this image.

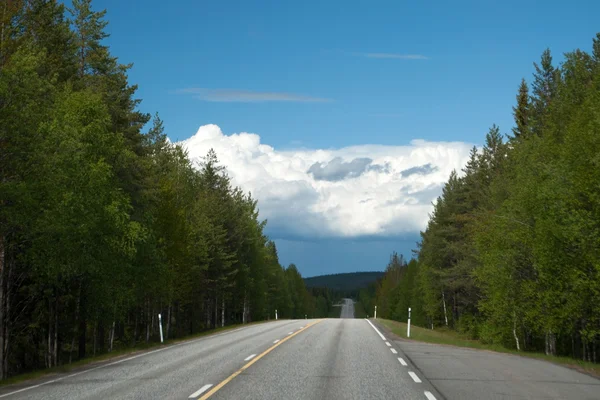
[0,235,5,379]
[453,292,458,326]
[242,291,247,325]
[109,321,115,352]
[205,298,210,329]
[145,300,150,343]
[513,310,520,351]
[221,297,225,328]
[47,300,52,368]
[545,330,556,356]
[77,279,87,360]
[54,304,58,366]
[166,304,171,340]
[214,296,218,329]
[151,310,155,338]
[93,322,97,356]
[2,247,11,378]
[69,335,75,364]
[441,290,448,327]
[132,311,138,347]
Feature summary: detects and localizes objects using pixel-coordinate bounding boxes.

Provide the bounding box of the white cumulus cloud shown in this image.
[177,125,474,239]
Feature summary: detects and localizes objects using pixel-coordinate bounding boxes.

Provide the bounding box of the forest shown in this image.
[0,0,330,380]
[304,271,384,293]
[361,33,600,363]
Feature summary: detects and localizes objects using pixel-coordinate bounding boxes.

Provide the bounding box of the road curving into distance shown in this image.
[340,298,355,318]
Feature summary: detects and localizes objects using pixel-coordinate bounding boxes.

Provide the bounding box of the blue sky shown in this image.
[94,0,598,276]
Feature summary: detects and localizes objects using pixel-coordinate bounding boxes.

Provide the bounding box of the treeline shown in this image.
[305,272,385,318]
[368,34,600,363]
[304,271,384,293]
[0,0,321,380]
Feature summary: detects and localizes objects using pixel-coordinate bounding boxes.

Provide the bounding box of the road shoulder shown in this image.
[371,319,600,400]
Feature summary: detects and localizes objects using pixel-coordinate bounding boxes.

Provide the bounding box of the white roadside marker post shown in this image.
[158,313,164,343]
[407,307,411,338]
[275,309,278,320]
[374,305,377,319]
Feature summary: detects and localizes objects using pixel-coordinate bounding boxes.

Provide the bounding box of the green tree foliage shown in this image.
[304,271,384,292]
[369,34,600,363]
[511,79,531,140]
[0,0,319,379]
[370,34,600,363]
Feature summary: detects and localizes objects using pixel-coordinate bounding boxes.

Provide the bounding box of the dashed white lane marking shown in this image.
[189,384,213,398]
[273,339,280,344]
[385,341,392,347]
[390,348,398,354]
[424,391,437,400]
[244,354,256,361]
[398,357,408,366]
[288,332,293,335]
[408,371,422,383]
[365,319,386,340]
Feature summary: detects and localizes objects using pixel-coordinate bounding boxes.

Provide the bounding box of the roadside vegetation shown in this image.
[0,0,332,381]
[358,33,600,367]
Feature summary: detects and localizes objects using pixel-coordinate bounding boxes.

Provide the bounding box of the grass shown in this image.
[0,320,272,387]
[376,318,600,378]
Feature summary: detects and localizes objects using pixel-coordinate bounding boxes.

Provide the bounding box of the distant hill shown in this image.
[304,271,384,292]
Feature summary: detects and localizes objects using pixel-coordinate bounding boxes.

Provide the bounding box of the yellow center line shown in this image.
[198,319,323,400]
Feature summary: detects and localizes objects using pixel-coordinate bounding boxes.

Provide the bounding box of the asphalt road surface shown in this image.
[340,298,354,318]
[1,318,598,400]
[373,320,600,400]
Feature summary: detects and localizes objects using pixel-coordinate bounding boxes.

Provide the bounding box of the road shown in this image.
[340,298,354,318]
[0,318,598,400]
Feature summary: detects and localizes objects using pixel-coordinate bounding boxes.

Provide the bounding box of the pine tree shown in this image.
[511,79,530,140]
[530,49,558,136]
[21,0,77,81]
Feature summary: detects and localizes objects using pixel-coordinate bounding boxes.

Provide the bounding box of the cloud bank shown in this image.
[178,88,332,103]
[178,125,473,239]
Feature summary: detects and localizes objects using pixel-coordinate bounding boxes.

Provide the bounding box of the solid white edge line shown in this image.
[365,319,386,340]
[188,384,213,398]
[273,339,280,343]
[244,354,256,361]
[398,357,407,366]
[0,382,46,398]
[408,371,422,383]
[424,391,437,400]
[0,345,171,399]
[385,341,392,347]
[390,348,398,354]
[0,321,283,399]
